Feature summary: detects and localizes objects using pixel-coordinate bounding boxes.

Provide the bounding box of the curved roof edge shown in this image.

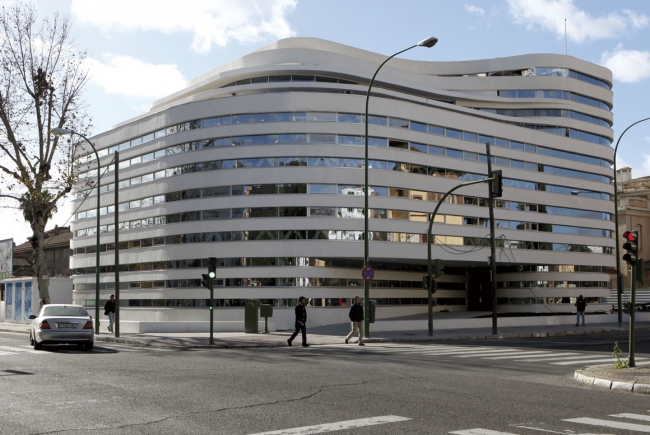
[149,37,613,113]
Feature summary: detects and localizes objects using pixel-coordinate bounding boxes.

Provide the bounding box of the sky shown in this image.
[2,0,650,245]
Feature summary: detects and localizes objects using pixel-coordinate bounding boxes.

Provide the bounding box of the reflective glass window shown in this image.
[368,137,388,147]
[463,132,478,142]
[269,75,291,82]
[495,138,509,148]
[446,129,462,139]
[428,125,444,135]
[428,145,444,155]
[338,135,363,145]
[367,115,387,126]
[309,184,336,194]
[309,157,337,167]
[389,117,409,129]
[276,157,307,166]
[338,113,362,123]
[510,141,524,151]
[309,134,336,143]
[203,209,230,220]
[410,122,427,132]
[446,149,462,159]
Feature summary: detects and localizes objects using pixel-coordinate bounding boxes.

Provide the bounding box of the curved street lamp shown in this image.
[363,37,438,338]
[612,117,650,327]
[51,127,102,334]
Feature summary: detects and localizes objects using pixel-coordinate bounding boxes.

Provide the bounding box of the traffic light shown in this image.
[208,257,217,279]
[623,302,633,314]
[636,258,645,284]
[422,275,437,293]
[202,274,213,291]
[623,230,639,266]
[490,170,503,198]
[434,259,444,278]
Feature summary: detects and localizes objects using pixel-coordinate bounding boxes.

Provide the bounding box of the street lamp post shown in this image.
[363,36,438,338]
[612,118,650,327]
[51,128,102,334]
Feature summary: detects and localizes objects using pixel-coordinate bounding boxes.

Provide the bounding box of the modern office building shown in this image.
[70,38,614,329]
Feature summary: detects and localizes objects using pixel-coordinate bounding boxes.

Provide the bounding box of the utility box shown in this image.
[260,304,273,333]
[244,299,260,333]
[369,300,376,324]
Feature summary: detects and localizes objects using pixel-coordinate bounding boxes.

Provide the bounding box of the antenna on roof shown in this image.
[564,18,569,56]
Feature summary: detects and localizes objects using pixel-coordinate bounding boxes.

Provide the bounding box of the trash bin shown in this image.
[369,300,376,324]
[260,304,273,333]
[244,299,260,333]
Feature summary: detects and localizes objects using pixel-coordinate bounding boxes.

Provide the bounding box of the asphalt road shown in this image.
[1,329,650,435]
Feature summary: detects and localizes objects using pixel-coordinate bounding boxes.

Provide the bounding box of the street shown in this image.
[2,330,650,434]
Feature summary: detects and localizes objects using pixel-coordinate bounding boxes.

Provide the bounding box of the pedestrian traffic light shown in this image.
[208,257,217,279]
[434,259,444,278]
[636,258,645,284]
[623,230,639,266]
[202,274,213,291]
[623,302,633,314]
[422,275,437,293]
[490,170,503,198]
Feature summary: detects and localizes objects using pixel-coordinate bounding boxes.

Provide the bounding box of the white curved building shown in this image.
[70,38,614,330]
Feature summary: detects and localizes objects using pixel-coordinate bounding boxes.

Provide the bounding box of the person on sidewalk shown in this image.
[575,295,587,326]
[104,294,115,333]
[287,296,309,347]
[345,296,364,346]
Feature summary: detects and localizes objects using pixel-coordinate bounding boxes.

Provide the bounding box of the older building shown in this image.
[12,226,73,278]
[70,38,614,328]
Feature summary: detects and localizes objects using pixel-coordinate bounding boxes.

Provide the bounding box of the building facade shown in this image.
[70,38,614,327]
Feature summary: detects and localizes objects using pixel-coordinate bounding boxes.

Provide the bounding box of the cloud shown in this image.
[71,0,297,53]
[601,45,650,83]
[85,55,186,99]
[464,4,485,16]
[646,136,650,143]
[632,155,650,178]
[506,0,648,43]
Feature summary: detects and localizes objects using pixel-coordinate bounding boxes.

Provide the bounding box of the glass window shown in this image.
[269,75,291,82]
[510,160,525,169]
[276,157,307,166]
[479,135,494,145]
[495,138,509,148]
[524,144,536,153]
[428,145,444,155]
[510,141,524,151]
[388,210,409,219]
[203,186,230,197]
[367,115,387,126]
[338,135,363,145]
[309,184,337,194]
[307,112,336,122]
[410,121,427,132]
[203,209,230,220]
[368,137,388,147]
[463,152,478,161]
[446,129,462,139]
[310,207,337,217]
[428,125,444,135]
[446,149,463,159]
[389,117,409,129]
[463,132,477,142]
[309,134,336,143]
[410,142,427,153]
[309,157,338,167]
[338,113,361,123]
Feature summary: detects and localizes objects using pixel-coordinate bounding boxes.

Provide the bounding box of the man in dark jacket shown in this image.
[575,295,587,326]
[345,296,364,345]
[287,296,309,347]
[104,294,116,333]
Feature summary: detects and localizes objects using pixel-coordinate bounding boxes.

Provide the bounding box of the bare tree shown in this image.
[0,4,91,304]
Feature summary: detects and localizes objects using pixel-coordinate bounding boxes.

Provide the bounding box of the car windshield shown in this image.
[43,306,88,317]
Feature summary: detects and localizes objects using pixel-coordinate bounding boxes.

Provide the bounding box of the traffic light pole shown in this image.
[486,143,498,335]
[209,279,214,346]
[630,263,637,367]
[427,177,497,336]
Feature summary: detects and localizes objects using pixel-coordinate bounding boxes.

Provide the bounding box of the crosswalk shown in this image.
[285,342,647,368]
[0,344,172,356]
[451,410,650,433]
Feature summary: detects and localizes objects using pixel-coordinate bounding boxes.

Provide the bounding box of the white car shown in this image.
[29,304,94,351]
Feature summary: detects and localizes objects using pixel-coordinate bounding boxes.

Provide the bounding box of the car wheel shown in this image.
[84,341,93,351]
[33,337,42,350]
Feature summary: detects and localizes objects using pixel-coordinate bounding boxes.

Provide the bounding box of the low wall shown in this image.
[371,313,629,332]
[97,319,276,334]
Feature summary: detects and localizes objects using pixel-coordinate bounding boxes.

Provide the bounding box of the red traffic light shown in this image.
[624,230,637,242]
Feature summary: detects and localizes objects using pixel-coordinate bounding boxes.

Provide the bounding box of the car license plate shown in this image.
[57,323,76,328]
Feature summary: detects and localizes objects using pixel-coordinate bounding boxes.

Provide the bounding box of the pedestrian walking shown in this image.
[287,296,309,347]
[575,295,587,326]
[345,296,364,346]
[104,294,116,333]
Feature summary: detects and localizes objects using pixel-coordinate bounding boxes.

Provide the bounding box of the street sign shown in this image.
[361,265,375,282]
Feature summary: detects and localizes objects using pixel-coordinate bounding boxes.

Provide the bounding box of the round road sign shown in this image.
[361,265,375,282]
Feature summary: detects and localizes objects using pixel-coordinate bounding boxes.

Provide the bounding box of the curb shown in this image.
[574,369,650,394]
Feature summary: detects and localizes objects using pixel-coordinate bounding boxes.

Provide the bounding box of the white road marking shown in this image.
[0,346,42,354]
[452,350,535,358]
[610,413,650,422]
[247,415,410,434]
[513,353,582,362]
[0,351,18,356]
[564,417,650,432]
[482,352,562,360]
[552,357,647,366]
[425,349,520,357]
[450,429,519,434]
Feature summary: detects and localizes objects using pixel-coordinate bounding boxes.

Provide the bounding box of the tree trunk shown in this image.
[32,215,50,306]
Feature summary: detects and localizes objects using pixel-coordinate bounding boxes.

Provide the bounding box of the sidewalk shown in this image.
[575,366,650,395]
[2,320,648,349]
